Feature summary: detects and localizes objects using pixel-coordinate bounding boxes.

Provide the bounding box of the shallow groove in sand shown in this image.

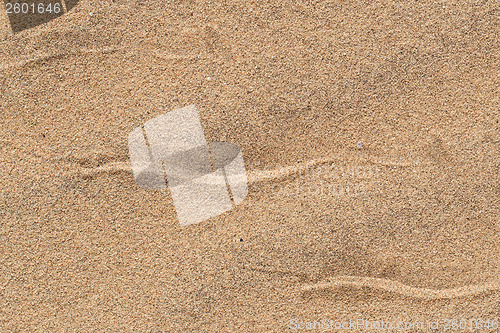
[0,46,122,71]
[301,275,500,300]
[0,46,212,72]
[69,154,429,184]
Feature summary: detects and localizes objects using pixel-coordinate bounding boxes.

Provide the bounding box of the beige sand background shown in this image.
[0,0,499,331]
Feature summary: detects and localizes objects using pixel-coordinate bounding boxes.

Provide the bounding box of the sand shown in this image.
[0,0,498,331]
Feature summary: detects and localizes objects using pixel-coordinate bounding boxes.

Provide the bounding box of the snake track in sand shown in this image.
[69,153,429,184]
[301,275,500,300]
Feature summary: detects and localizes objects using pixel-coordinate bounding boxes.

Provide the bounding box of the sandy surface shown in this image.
[0,0,499,331]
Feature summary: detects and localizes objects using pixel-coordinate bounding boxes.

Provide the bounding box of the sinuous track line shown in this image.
[0,47,122,72]
[2,139,424,183]
[71,160,351,183]
[71,160,341,183]
[69,154,427,184]
[301,275,500,300]
[0,46,212,72]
